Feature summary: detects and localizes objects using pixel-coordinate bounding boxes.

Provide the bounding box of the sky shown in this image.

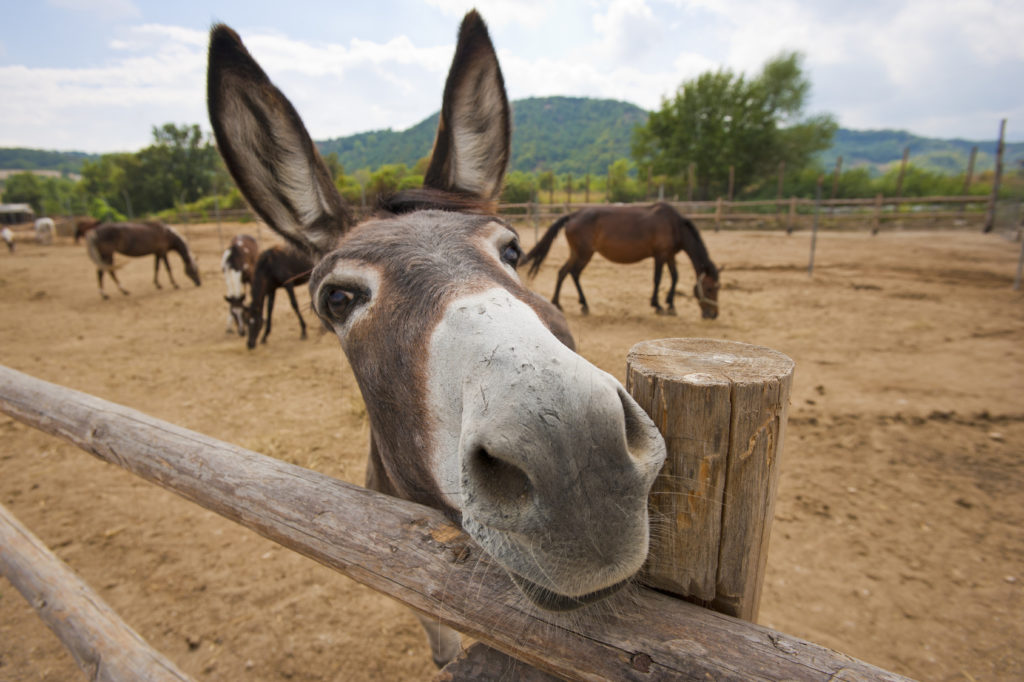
[1,0,1022,154]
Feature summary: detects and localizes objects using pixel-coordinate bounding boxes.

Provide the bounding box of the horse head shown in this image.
[208,10,666,659]
[224,295,246,336]
[242,302,262,350]
[694,270,720,319]
[184,254,202,287]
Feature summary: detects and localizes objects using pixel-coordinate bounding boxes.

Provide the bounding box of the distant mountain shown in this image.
[3,97,1020,180]
[316,96,649,176]
[0,148,98,175]
[820,128,1024,176]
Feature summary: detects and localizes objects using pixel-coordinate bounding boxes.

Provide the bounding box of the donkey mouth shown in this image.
[508,572,629,612]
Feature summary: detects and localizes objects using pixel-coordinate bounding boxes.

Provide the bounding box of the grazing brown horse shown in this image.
[74,218,100,244]
[221,233,259,334]
[208,12,665,667]
[521,203,721,318]
[243,245,313,349]
[86,221,201,299]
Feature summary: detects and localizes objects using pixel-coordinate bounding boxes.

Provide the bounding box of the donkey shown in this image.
[221,233,259,334]
[243,245,313,349]
[86,221,201,299]
[208,12,666,667]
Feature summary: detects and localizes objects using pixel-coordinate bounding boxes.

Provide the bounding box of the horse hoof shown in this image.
[655,307,666,316]
[580,306,590,316]
[666,308,677,316]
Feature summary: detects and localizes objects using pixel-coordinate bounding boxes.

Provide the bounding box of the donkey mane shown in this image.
[376,187,495,216]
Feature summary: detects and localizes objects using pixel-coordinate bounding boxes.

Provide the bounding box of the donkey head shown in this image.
[208,12,666,613]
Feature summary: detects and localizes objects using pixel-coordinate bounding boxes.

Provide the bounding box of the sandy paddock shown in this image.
[0,220,1022,680]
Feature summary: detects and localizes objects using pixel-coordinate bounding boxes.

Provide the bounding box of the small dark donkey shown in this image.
[243,245,313,349]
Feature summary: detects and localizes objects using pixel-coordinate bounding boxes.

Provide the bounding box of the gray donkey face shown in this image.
[207,11,666,624]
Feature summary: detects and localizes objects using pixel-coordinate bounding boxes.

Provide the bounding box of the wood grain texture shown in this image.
[627,339,794,621]
[0,364,909,681]
[0,502,192,682]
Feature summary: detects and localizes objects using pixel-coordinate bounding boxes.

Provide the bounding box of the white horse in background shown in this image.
[2,227,14,252]
[34,217,55,245]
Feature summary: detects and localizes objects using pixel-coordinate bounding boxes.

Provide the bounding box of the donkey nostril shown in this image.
[617,387,663,463]
[466,446,533,515]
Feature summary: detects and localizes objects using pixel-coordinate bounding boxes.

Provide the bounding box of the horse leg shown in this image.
[163,254,179,289]
[666,258,679,316]
[96,269,109,300]
[651,259,665,314]
[152,255,162,289]
[284,284,307,340]
[569,263,590,315]
[262,289,276,344]
[551,263,570,310]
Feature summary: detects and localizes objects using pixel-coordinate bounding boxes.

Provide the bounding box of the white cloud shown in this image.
[47,0,139,20]
[424,0,550,27]
[592,0,663,62]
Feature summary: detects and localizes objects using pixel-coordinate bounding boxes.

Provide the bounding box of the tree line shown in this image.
[2,54,1019,220]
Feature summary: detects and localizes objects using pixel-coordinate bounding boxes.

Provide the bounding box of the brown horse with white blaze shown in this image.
[221,233,258,334]
[521,203,721,318]
[86,221,201,299]
[207,11,666,667]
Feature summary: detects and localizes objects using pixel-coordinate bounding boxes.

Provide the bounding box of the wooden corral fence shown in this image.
[501,195,995,233]
[0,341,910,681]
[173,194,1003,235]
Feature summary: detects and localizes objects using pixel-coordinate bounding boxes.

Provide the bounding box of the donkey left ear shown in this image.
[207,24,352,258]
[423,11,511,201]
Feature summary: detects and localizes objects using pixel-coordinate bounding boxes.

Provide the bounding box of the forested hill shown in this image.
[316,96,649,176]
[2,96,1021,177]
[0,148,98,174]
[821,128,1022,175]
[317,97,1020,176]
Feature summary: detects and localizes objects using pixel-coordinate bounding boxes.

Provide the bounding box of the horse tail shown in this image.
[521,212,575,279]
[85,231,107,270]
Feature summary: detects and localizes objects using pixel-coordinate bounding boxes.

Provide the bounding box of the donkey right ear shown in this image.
[207,24,352,257]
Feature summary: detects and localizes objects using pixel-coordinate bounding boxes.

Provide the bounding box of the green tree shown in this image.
[2,172,44,211]
[501,171,537,203]
[606,158,641,203]
[633,52,836,199]
[80,124,220,217]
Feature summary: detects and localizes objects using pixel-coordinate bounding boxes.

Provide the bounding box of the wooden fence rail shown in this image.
[0,502,192,682]
[173,195,998,234]
[0,362,908,681]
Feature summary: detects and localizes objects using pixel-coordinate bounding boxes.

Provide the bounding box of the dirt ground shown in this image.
[0,219,1022,681]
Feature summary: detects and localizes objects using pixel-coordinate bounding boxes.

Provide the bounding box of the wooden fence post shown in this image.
[626,339,794,621]
[873,193,884,235]
[0,503,192,682]
[809,176,823,276]
[787,196,797,234]
[714,196,723,231]
[984,119,1007,233]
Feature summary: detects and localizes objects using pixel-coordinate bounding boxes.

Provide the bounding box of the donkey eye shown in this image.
[321,286,366,324]
[500,241,522,268]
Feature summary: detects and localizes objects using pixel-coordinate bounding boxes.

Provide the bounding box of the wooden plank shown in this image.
[626,340,794,622]
[0,364,907,681]
[0,502,192,682]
